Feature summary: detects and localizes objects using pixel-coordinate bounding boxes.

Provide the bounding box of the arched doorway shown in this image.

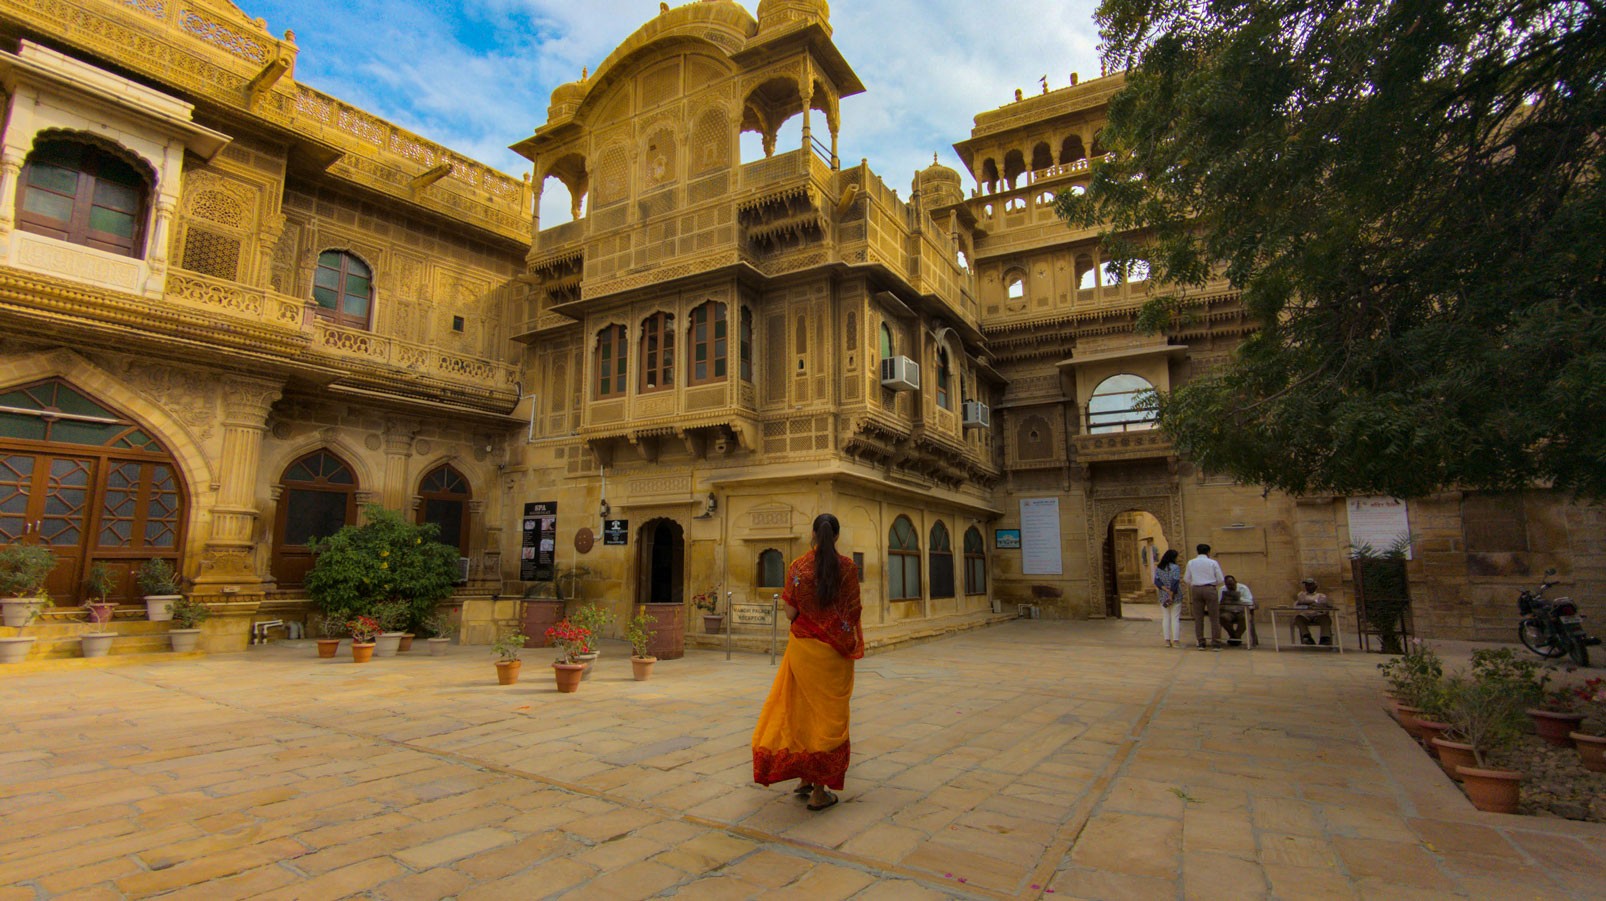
[271,450,357,587]
[417,463,471,556]
[0,378,186,604]
[1102,510,1169,618]
[636,517,684,605]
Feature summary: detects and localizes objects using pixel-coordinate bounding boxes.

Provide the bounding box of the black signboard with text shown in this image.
[522,501,557,581]
[603,519,629,546]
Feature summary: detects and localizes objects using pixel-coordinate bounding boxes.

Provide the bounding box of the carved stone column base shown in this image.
[188,593,263,653]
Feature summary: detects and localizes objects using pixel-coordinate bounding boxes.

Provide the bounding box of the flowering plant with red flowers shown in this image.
[545,619,593,663]
[1572,677,1606,733]
[346,615,381,644]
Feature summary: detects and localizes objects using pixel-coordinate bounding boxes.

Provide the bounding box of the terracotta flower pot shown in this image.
[398,634,414,652]
[495,659,521,685]
[553,661,584,692]
[1526,709,1585,747]
[703,614,725,633]
[1395,705,1425,742]
[351,642,375,663]
[1416,719,1452,758]
[1432,737,1477,782]
[85,602,117,626]
[1571,732,1606,773]
[316,639,341,658]
[1456,765,1521,814]
[631,655,657,682]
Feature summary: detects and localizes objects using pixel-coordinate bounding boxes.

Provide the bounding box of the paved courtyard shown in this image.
[3,618,1603,900]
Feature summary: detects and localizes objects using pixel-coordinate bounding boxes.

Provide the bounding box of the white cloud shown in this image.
[246,0,1103,221]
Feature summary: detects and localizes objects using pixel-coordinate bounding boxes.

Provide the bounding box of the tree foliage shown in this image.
[1059,0,1606,497]
[304,505,460,630]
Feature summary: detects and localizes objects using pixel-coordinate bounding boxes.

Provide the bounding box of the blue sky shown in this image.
[241,0,1103,222]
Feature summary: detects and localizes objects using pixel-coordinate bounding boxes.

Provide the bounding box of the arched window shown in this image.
[272,450,357,587]
[1060,135,1086,164]
[418,464,471,556]
[888,515,921,600]
[936,345,952,410]
[1128,260,1151,282]
[1031,142,1054,173]
[1006,272,1026,300]
[1005,197,1026,213]
[313,251,373,329]
[757,548,785,588]
[929,521,954,599]
[689,302,727,385]
[18,138,151,257]
[1076,256,1097,290]
[1101,260,1123,287]
[640,313,675,393]
[964,527,987,595]
[878,322,894,359]
[595,324,628,398]
[739,306,754,382]
[1003,149,1026,188]
[981,158,999,191]
[1089,374,1159,434]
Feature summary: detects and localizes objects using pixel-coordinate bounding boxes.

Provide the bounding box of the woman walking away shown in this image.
[752,513,863,812]
[1154,549,1182,648]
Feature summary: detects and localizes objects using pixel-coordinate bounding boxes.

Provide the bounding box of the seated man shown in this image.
[1294,577,1334,645]
[1217,575,1254,645]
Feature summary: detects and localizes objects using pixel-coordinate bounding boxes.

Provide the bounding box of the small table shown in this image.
[1217,602,1258,648]
[1269,606,1346,653]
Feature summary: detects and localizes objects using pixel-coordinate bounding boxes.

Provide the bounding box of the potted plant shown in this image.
[625,605,658,681]
[372,600,409,658]
[422,612,452,656]
[1376,639,1441,741]
[1527,686,1585,748]
[0,594,42,663]
[546,619,591,693]
[491,629,527,685]
[305,505,461,654]
[168,595,210,652]
[314,616,345,658]
[347,615,380,663]
[571,602,613,680]
[82,561,117,626]
[1441,649,1536,812]
[136,558,182,622]
[1566,677,1606,772]
[694,591,723,633]
[0,544,53,626]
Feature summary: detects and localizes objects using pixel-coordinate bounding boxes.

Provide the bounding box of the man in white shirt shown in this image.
[1183,544,1226,650]
[1218,575,1254,646]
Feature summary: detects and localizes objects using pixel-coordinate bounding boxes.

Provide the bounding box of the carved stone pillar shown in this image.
[0,148,25,237]
[194,377,282,587]
[381,422,417,510]
[257,214,285,289]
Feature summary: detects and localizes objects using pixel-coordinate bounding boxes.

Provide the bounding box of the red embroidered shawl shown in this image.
[782,550,864,659]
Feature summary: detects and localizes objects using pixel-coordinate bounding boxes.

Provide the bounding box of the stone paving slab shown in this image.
[2,620,1604,899]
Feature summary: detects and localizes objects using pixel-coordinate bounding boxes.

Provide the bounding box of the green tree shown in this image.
[1059,0,1606,498]
[304,505,460,630]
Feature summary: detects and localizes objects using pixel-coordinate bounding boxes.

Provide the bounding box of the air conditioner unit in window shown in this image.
[879,356,920,391]
[456,557,470,584]
[962,400,991,429]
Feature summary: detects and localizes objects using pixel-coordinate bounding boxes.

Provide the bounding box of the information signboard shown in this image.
[603,519,629,546]
[522,501,557,581]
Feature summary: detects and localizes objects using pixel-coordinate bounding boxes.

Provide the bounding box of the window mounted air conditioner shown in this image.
[879,356,920,391]
[962,400,991,429]
[456,557,471,584]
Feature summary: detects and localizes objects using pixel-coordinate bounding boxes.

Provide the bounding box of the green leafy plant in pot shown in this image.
[168,595,211,653]
[491,629,527,685]
[546,619,592,693]
[82,561,117,626]
[0,544,54,627]
[305,505,460,637]
[1439,649,1538,813]
[625,605,658,681]
[136,558,183,622]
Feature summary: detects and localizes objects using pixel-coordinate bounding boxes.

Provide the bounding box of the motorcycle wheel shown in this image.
[1567,638,1591,668]
[1519,620,1566,658]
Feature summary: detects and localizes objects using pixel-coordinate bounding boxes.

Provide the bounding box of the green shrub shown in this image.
[170,596,211,629]
[624,605,657,658]
[1377,638,1442,709]
[135,559,181,595]
[304,505,459,630]
[0,544,54,597]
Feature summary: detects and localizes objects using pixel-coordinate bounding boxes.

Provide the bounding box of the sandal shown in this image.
[793,783,814,797]
[807,790,839,811]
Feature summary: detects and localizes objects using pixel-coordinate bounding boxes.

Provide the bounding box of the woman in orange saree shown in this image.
[752,513,863,811]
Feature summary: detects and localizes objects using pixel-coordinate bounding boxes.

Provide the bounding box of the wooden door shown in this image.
[0,453,96,601]
[1114,527,1140,595]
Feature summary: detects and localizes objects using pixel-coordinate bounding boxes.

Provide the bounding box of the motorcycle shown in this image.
[1518,569,1599,667]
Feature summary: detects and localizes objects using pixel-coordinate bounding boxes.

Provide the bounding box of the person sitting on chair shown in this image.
[1217,575,1254,646]
[1294,578,1334,646]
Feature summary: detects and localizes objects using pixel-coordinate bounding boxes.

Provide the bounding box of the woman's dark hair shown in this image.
[813,513,841,607]
[1158,548,1179,568]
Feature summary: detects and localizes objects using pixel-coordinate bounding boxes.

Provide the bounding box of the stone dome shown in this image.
[547,80,587,119]
[916,154,964,207]
[756,0,829,34]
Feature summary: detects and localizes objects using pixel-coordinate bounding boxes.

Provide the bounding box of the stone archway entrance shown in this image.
[637,518,684,605]
[1085,482,1183,619]
[1102,510,1170,618]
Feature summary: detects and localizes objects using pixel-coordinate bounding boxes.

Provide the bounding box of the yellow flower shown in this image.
[379,562,388,570]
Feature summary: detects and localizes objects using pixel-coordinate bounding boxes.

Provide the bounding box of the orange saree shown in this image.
[751,551,863,790]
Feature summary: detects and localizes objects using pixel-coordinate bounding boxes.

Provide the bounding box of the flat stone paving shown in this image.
[2,618,1603,900]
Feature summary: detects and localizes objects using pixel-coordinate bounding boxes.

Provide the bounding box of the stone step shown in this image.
[1,619,186,661]
[1,648,204,673]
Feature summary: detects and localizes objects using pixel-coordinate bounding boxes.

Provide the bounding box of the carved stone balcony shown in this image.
[1072,427,1173,464]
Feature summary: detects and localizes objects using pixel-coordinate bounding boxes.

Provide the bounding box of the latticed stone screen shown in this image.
[692,109,729,174]
[181,227,241,280]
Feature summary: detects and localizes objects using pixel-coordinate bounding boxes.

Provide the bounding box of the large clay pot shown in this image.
[85,602,116,626]
[1571,732,1606,773]
[1432,737,1478,782]
[351,642,375,663]
[553,661,584,692]
[316,639,341,658]
[631,656,657,682]
[1395,705,1426,742]
[1456,765,1521,814]
[645,603,684,660]
[0,636,35,664]
[1416,719,1452,757]
[521,599,564,648]
[1,598,45,627]
[1526,709,1586,747]
[80,633,115,658]
[427,637,450,656]
[374,632,404,658]
[575,651,599,681]
[398,634,415,652]
[169,629,202,653]
[495,659,521,685]
[144,595,179,622]
[702,614,725,634]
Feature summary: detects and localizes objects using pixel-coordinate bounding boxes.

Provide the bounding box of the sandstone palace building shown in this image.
[1,0,1600,654]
